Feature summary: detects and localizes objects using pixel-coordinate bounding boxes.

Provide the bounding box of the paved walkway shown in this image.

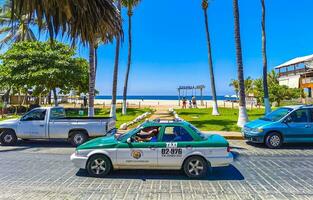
[119,108,243,139]
[148,108,174,120]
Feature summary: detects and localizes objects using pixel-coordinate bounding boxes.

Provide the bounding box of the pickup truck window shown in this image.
[21,109,46,121]
[50,108,66,119]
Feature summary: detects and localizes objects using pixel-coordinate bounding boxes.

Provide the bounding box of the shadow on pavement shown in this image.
[246,141,313,150]
[76,164,244,181]
[1,140,73,149]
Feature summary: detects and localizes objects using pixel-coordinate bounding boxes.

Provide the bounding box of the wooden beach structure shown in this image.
[177,85,205,106]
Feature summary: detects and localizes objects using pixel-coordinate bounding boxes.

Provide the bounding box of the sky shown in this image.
[2,0,313,96]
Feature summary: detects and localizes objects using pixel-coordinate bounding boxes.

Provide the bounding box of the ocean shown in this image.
[95,95,237,101]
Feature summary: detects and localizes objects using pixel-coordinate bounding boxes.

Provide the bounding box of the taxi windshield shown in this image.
[116,127,140,141]
[260,107,293,122]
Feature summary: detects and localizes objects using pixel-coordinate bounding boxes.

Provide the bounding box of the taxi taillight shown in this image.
[227,146,231,152]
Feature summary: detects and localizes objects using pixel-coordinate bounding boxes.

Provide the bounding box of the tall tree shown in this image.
[88,41,96,116]
[121,0,141,115]
[202,0,219,115]
[10,0,123,116]
[110,0,122,119]
[0,41,89,106]
[233,0,249,127]
[261,0,271,114]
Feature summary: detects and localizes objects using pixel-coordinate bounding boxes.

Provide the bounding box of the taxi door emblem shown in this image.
[131,150,142,159]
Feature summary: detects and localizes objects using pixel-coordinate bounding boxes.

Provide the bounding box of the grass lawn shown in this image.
[175,107,265,132]
[65,108,153,128]
[0,115,20,121]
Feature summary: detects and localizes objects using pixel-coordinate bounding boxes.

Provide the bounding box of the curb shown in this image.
[223,135,244,140]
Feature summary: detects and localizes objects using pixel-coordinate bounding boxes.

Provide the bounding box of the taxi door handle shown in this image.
[39,125,44,127]
[186,145,192,149]
[305,125,311,128]
[148,146,155,150]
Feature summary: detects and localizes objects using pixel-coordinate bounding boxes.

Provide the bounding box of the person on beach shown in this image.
[189,99,192,108]
[182,97,187,109]
[192,96,197,108]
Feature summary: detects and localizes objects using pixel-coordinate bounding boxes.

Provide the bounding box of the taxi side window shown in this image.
[310,109,313,122]
[289,109,309,123]
[162,126,193,142]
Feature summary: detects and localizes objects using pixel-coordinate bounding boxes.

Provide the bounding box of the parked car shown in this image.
[71,120,233,178]
[243,105,313,148]
[0,107,116,146]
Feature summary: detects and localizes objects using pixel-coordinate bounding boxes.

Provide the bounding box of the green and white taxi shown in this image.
[71,120,233,178]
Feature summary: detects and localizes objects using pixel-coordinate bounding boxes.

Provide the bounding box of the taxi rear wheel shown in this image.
[265,132,282,149]
[86,155,112,177]
[183,156,208,178]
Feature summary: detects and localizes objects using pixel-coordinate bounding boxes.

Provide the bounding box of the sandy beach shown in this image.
[91,99,244,109]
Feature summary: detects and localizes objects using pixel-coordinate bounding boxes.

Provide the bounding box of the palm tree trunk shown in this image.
[95,46,98,78]
[88,42,96,117]
[233,0,249,127]
[53,88,58,106]
[202,1,219,116]
[110,0,122,120]
[122,10,133,115]
[261,0,271,114]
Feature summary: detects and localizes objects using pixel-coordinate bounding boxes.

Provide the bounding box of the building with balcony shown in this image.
[275,54,313,98]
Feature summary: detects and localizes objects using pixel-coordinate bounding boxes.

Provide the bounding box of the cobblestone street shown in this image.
[0,140,313,200]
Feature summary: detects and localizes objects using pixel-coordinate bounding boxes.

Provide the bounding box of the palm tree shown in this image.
[202,0,219,116]
[0,2,36,48]
[261,0,271,114]
[10,0,123,117]
[121,0,141,115]
[88,41,96,116]
[110,0,122,119]
[233,0,249,127]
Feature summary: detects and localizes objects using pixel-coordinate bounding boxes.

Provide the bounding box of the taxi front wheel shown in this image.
[183,156,209,178]
[86,155,112,177]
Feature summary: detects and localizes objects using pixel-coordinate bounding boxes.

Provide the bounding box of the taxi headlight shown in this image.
[75,150,85,157]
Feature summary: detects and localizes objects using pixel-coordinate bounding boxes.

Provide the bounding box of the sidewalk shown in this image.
[203,131,243,140]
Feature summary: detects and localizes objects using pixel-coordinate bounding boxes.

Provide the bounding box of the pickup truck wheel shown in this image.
[70,131,88,147]
[183,156,208,179]
[86,155,112,177]
[265,132,282,149]
[0,130,17,146]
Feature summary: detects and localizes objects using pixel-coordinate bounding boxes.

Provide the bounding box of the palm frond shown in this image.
[11,0,123,45]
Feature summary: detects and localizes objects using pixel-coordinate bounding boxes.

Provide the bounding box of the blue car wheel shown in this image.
[265,132,282,149]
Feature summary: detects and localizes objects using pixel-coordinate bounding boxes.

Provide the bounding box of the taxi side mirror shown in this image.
[126,138,132,144]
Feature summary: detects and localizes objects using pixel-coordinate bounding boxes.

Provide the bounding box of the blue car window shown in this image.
[289,109,309,123]
[162,126,193,142]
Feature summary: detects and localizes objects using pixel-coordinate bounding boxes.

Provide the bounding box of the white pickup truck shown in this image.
[0,107,116,146]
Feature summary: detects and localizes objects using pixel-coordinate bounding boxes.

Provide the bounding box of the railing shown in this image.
[278,68,307,77]
[302,77,313,84]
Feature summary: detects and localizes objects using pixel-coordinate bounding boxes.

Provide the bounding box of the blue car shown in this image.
[243,105,313,148]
